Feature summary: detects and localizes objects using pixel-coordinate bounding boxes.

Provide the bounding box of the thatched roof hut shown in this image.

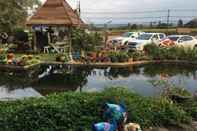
[26,0,84,26]
[26,0,85,52]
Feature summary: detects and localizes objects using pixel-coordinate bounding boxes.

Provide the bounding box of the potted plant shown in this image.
[108,52,118,63]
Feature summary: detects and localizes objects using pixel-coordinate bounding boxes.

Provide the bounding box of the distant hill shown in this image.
[185,18,197,27]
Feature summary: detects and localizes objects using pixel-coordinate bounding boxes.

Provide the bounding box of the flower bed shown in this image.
[0,52,41,67]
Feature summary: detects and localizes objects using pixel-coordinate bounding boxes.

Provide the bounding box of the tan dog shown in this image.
[124,123,142,131]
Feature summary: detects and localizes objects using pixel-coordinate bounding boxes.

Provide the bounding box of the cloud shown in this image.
[40,0,197,11]
[40,0,197,24]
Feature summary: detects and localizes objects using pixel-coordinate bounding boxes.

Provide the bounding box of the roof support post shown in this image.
[33,31,37,52]
[68,27,73,62]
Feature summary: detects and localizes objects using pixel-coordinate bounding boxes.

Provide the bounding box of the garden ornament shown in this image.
[92,122,117,131]
[124,123,142,131]
[104,102,127,124]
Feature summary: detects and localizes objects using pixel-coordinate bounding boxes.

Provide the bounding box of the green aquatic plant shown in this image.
[149,80,192,98]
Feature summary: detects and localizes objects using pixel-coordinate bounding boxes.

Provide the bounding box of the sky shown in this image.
[40,0,197,24]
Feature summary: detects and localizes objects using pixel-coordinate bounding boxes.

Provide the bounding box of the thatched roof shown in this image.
[26,0,84,26]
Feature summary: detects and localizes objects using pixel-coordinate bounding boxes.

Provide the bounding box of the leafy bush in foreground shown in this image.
[178,98,197,121]
[0,88,192,131]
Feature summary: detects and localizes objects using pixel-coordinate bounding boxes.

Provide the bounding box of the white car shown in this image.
[127,33,166,51]
[160,35,197,49]
[109,32,144,47]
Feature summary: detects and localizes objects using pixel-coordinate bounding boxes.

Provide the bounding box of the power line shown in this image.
[83,16,197,20]
[81,9,197,14]
[167,9,170,30]
[83,16,166,19]
[172,9,197,12]
[81,9,197,25]
[82,10,168,14]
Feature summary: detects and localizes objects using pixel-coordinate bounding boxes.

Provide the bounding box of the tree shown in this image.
[177,19,183,27]
[131,24,138,30]
[128,23,131,29]
[185,19,197,28]
[150,22,153,28]
[71,28,103,52]
[0,0,41,32]
[157,21,162,28]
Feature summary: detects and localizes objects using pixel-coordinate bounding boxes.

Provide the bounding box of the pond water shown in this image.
[0,63,197,100]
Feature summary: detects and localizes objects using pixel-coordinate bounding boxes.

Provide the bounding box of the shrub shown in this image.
[108,51,129,63]
[13,28,29,43]
[177,98,197,121]
[71,29,103,52]
[128,51,148,61]
[56,53,69,63]
[117,52,129,62]
[144,44,197,61]
[108,51,119,62]
[0,88,192,130]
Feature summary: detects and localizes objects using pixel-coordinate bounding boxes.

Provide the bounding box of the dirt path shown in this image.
[144,122,197,131]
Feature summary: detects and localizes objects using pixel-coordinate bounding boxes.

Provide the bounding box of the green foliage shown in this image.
[177,98,197,121]
[71,29,103,52]
[0,0,41,32]
[117,52,129,62]
[13,28,29,43]
[144,44,197,61]
[190,103,197,120]
[108,52,119,62]
[0,88,192,130]
[108,51,129,62]
[56,53,69,63]
[177,19,184,27]
[0,49,7,64]
[128,50,149,61]
[149,80,196,120]
[150,80,192,97]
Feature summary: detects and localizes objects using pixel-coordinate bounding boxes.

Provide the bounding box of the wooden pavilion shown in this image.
[26,0,84,52]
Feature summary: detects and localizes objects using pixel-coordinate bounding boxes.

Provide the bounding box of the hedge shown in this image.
[142,44,197,61]
[0,88,192,131]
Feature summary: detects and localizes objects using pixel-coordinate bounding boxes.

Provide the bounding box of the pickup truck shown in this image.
[109,32,144,47]
[127,33,166,51]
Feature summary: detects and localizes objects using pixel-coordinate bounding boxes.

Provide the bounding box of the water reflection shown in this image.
[0,64,197,100]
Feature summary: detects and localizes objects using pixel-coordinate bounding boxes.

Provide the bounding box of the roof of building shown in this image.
[26,0,84,26]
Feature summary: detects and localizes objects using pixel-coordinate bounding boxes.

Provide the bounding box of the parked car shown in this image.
[127,33,166,51]
[109,32,144,47]
[160,35,197,49]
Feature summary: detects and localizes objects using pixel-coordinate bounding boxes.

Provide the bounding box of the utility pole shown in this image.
[167,9,170,33]
[77,0,81,17]
[104,20,112,46]
[76,0,81,27]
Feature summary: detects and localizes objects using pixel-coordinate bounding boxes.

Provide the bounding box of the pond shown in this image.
[0,63,197,100]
